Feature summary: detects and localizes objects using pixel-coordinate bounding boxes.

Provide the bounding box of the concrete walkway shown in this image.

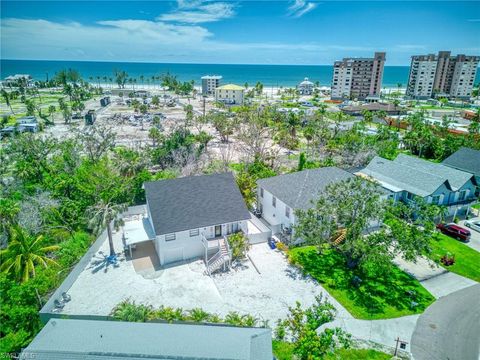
[411,284,480,360]
[320,315,419,353]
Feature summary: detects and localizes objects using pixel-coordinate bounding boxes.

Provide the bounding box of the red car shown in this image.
[436,223,471,242]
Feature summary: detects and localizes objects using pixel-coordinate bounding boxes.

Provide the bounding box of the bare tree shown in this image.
[76,124,116,162]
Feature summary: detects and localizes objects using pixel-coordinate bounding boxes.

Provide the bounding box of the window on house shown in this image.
[431,195,440,205]
[165,233,176,241]
[272,196,276,208]
[458,190,467,201]
[406,192,414,201]
[260,188,264,198]
[189,229,199,237]
[285,206,290,218]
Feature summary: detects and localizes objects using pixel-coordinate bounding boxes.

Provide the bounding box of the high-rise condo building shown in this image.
[331,52,386,100]
[201,75,222,95]
[406,51,479,99]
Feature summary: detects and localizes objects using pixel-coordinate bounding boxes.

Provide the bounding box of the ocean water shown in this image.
[2,59,480,88]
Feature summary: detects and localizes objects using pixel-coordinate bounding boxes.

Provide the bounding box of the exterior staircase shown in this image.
[205,236,232,276]
[332,229,347,246]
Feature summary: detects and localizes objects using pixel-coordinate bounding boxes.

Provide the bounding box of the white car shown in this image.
[464,220,480,233]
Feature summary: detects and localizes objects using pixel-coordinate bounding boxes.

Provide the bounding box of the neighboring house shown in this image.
[340,102,406,116]
[256,167,354,235]
[144,173,251,266]
[442,147,480,190]
[20,319,273,360]
[215,84,245,105]
[297,77,314,95]
[357,154,478,214]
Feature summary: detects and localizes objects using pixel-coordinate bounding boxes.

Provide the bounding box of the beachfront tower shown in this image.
[331,52,386,101]
[201,75,222,96]
[406,51,479,100]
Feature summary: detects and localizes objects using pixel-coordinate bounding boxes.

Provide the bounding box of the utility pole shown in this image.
[202,95,206,117]
[394,337,408,356]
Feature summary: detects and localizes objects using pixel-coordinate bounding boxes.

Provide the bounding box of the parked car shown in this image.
[464,220,480,233]
[436,223,471,242]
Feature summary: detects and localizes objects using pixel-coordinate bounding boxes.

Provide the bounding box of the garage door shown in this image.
[164,247,184,265]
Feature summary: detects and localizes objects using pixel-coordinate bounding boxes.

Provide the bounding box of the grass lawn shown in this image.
[472,203,480,210]
[428,233,480,282]
[288,246,435,320]
[272,341,390,360]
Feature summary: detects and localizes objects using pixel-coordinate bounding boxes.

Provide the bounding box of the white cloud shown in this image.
[157,1,235,24]
[288,0,318,18]
[1,18,212,61]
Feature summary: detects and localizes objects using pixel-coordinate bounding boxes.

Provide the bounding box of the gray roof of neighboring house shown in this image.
[442,147,480,177]
[394,153,474,191]
[20,319,272,360]
[358,155,473,197]
[257,167,354,210]
[144,173,250,236]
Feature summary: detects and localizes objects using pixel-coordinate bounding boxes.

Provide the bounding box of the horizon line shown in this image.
[1,58,415,67]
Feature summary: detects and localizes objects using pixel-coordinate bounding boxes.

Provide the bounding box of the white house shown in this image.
[144,173,251,266]
[256,167,355,237]
[297,77,315,95]
[215,84,245,105]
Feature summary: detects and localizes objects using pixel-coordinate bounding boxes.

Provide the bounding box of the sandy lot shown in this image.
[60,226,350,325]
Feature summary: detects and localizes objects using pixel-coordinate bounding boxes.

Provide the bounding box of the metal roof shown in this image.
[257,167,354,210]
[20,319,272,360]
[144,173,251,236]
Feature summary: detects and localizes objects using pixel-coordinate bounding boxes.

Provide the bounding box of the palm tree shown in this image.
[87,201,127,257]
[1,89,15,114]
[0,226,59,283]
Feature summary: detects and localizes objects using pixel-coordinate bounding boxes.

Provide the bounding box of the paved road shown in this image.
[411,284,480,360]
[459,218,480,253]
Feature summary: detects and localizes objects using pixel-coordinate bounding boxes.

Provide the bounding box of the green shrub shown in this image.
[228,232,250,260]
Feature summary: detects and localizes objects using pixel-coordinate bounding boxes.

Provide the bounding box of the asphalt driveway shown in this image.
[411,284,480,360]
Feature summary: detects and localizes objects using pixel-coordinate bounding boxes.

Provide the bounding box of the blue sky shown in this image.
[1,1,479,65]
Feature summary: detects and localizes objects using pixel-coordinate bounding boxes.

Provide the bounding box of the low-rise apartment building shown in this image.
[201,75,222,95]
[215,84,244,105]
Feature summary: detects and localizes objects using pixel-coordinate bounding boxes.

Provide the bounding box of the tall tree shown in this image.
[0,226,59,283]
[87,201,127,257]
[1,89,15,114]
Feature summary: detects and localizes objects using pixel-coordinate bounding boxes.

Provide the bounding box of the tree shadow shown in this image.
[289,247,434,317]
[88,251,124,274]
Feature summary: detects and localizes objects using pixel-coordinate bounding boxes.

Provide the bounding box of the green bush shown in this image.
[228,232,250,260]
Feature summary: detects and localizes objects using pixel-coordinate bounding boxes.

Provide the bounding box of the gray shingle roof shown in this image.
[357,155,474,197]
[21,319,272,360]
[144,173,250,236]
[257,167,354,210]
[442,147,480,177]
[394,154,474,191]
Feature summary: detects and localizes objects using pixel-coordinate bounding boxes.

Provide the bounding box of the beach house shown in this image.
[144,173,251,266]
[357,154,478,214]
[297,77,315,95]
[256,167,354,240]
